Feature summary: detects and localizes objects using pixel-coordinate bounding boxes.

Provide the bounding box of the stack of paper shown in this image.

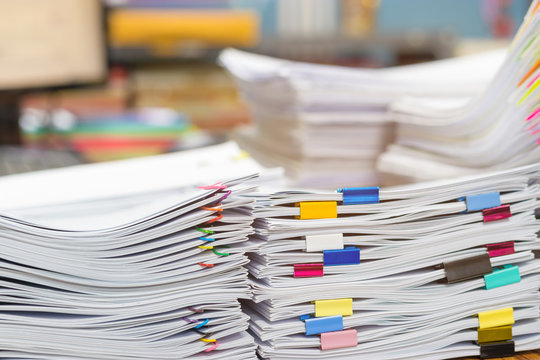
[0,142,277,359]
[378,1,540,183]
[219,46,505,188]
[245,163,540,359]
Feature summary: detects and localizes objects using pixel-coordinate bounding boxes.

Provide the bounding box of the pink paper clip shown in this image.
[486,241,515,257]
[294,263,323,278]
[198,182,227,190]
[204,341,219,352]
[483,205,512,222]
[321,329,357,350]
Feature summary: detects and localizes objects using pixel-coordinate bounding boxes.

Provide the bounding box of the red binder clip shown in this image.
[483,205,511,222]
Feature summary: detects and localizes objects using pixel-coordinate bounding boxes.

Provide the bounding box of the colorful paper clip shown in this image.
[465,192,501,212]
[321,329,357,350]
[484,265,521,289]
[294,263,324,278]
[483,205,512,222]
[478,308,514,330]
[296,201,338,220]
[198,183,227,190]
[486,242,515,257]
[323,247,360,266]
[443,253,492,283]
[338,187,380,205]
[314,298,353,317]
[305,233,343,252]
[305,315,343,335]
[477,326,512,344]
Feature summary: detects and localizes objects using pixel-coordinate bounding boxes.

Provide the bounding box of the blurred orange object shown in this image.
[109,9,259,54]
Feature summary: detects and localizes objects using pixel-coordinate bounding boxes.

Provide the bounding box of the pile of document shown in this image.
[0,142,274,359]
[245,163,540,359]
[219,45,504,189]
[378,1,540,183]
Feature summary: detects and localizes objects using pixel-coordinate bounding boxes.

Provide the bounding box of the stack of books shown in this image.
[219,47,504,188]
[244,164,540,359]
[378,1,540,183]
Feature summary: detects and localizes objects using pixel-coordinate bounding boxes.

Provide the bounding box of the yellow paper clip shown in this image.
[478,307,514,330]
[314,298,353,317]
[478,325,513,343]
[296,201,338,220]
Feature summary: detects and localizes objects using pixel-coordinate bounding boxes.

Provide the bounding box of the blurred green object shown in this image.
[21,107,216,162]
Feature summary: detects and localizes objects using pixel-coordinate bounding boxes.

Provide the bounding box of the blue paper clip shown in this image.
[338,187,379,205]
[305,315,343,335]
[324,247,360,266]
[199,237,215,242]
[465,192,501,212]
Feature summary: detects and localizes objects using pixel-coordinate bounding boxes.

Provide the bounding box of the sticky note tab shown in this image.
[314,298,353,317]
[323,247,360,266]
[305,315,343,336]
[443,253,492,283]
[486,242,515,257]
[296,202,337,220]
[339,187,379,205]
[321,329,357,350]
[465,192,501,212]
[294,263,323,278]
[483,205,512,222]
[478,308,514,330]
[306,233,344,252]
[484,265,521,289]
[477,326,513,344]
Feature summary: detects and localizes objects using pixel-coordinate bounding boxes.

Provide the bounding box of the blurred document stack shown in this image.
[379,1,540,183]
[219,47,504,189]
[0,142,274,359]
[245,164,540,359]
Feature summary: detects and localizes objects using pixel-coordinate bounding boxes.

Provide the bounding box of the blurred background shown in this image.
[0,0,531,174]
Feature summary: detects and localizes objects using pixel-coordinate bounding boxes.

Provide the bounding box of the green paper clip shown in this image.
[484,265,521,290]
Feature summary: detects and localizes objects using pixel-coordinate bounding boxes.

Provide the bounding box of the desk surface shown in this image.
[460,349,540,359]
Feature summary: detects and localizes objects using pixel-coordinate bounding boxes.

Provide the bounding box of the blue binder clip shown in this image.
[465,192,501,212]
[305,315,343,335]
[324,247,360,266]
[338,187,379,205]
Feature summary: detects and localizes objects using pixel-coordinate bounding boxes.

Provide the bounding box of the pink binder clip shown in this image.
[321,329,357,350]
[483,205,512,222]
[294,263,323,278]
[486,241,515,257]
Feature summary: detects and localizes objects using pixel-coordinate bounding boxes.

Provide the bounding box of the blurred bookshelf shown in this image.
[11,0,528,163]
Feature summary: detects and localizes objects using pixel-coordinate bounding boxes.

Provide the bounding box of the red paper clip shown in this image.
[294,263,324,278]
[486,242,515,257]
[205,214,223,224]
[198,262,214,267]
[483,205,512,222]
